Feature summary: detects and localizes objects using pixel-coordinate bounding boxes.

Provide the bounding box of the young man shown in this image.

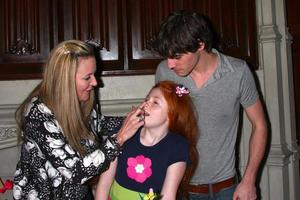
[153,10,267,200]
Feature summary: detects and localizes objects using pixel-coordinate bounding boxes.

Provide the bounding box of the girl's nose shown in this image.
[142,101,149,108]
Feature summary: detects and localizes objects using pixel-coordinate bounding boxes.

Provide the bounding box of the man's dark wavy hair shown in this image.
[152,10,214,58]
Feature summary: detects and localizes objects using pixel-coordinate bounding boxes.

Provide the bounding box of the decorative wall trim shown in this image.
[259,25,282,42]
[267,144,293,166]
[0,98,143,149]
[0,134,18,150]
[8,38,37,55]
[0,104,18,149]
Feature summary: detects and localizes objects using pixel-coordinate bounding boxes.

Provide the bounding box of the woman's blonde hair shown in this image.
[15,40,96,155]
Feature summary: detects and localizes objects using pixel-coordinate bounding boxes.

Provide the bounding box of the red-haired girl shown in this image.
[95,80,198,200]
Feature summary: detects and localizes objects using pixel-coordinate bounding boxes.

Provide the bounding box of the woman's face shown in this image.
[143,88,169,128]
[75,57,97,102]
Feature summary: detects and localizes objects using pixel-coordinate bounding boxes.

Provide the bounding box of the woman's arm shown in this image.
[22,115,113,184]
[94,159,118,200]
[160,162,187,200]
[21,101,118,185]
[92,104,145,146]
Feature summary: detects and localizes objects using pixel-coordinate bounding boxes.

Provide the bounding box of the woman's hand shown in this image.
[116,105,145,146]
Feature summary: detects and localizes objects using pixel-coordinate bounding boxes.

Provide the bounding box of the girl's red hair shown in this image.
[152,80,198,198]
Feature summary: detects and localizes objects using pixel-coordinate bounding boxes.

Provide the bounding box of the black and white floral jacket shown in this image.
[13,97,123,200]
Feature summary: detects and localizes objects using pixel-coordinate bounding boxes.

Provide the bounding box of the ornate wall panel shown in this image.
[0,0,51,79]
[216,0,257,68]
[126,0,202,71]
[0,0,257,79]
[287,0,300,144]
[192,0,257,68]
[126,0,257,71]
[0,0,124,78]
[64,0,123,71]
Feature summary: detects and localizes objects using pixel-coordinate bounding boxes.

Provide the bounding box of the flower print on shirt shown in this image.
[24,141,35,152]
[27,139,45,159]
[44,120,61,134]
[46,136,67,160]
[57,167,72,180]
[37,103,52,115]
[39,168,47,180]
[64,157,79,168]
[13,97,123,199]
[64,144,76,155]
[27,189,40,200]
[18,176,27,187]
[24,98,36,117]
[127,155,152,183]
[83,149,105,167]
[13,185,22,200]
[45,161,62,187]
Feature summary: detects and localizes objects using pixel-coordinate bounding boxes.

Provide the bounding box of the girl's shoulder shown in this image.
[168,131,188,142]
[161,132,189,150]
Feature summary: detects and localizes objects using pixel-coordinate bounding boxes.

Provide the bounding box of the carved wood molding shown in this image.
[8,38,37,55]
[1,0,40,56]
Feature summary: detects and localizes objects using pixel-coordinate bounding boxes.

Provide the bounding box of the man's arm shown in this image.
[233,99,268,200]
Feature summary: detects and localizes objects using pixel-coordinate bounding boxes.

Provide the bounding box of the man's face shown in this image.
[166,51,200,77]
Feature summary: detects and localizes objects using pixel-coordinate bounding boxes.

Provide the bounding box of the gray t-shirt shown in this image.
[155,49,259,184]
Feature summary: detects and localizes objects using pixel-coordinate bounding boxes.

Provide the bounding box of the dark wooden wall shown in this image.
[286,0,300,145]
[0,0,257,80]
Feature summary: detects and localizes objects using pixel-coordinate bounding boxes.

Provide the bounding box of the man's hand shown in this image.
[233,181,257,200]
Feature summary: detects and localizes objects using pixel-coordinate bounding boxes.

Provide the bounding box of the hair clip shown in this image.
[63,50,70,55]
[62,46,70,55]
[175,85,189,97]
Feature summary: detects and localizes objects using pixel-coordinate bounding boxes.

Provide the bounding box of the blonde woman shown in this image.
[13,40,144,200]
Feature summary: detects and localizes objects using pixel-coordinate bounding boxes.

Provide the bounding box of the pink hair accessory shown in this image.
[175,85,189,97]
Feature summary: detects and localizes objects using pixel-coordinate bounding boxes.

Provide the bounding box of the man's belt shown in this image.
[187,177,236,194]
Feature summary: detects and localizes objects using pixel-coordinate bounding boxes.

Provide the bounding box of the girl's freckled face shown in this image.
[143,88,169,128]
